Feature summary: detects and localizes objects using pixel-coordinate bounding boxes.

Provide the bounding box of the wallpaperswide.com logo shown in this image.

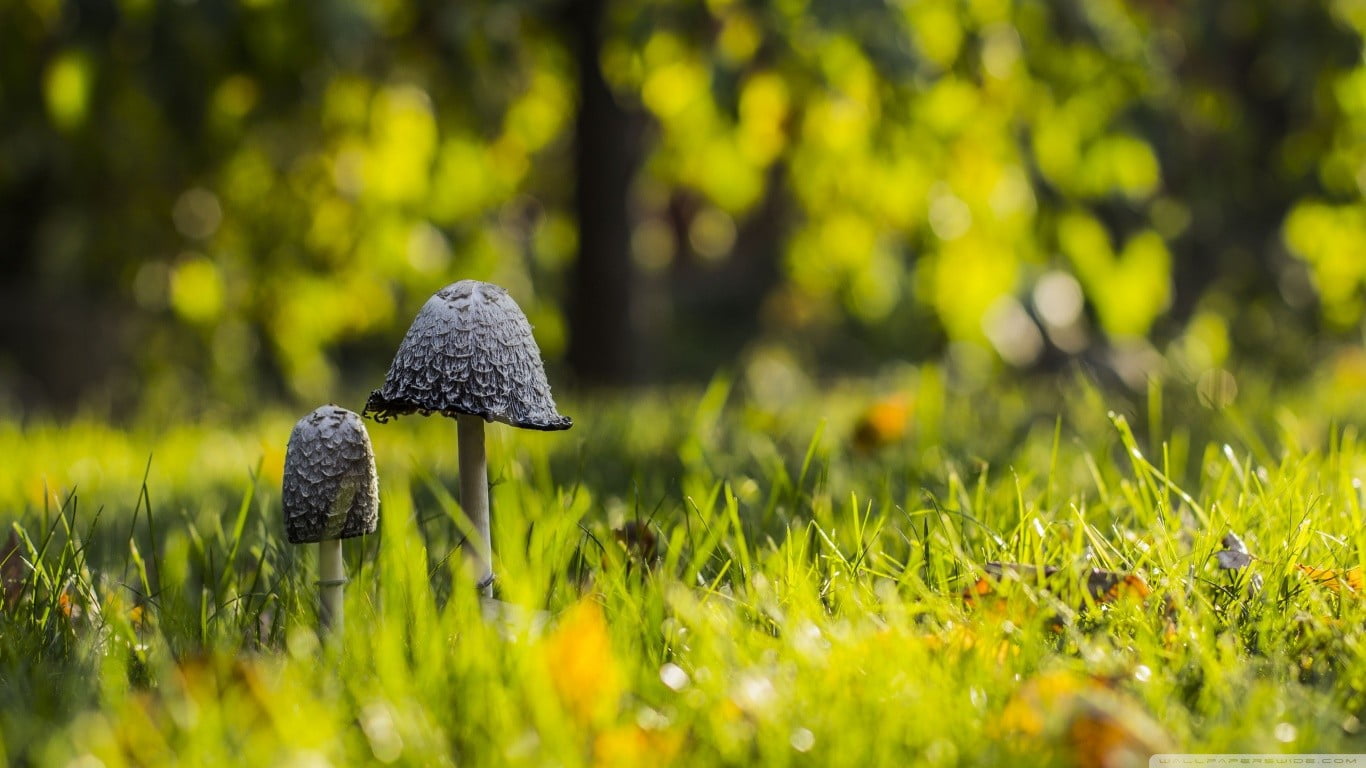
[1152,757,1365,766]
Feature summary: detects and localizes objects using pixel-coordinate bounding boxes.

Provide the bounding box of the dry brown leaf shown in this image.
[613,521,660,565]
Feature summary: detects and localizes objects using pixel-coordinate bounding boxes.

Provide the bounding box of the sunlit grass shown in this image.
[4,368,1366,765]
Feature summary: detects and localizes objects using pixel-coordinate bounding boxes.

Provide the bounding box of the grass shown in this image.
[4,363,1366,766]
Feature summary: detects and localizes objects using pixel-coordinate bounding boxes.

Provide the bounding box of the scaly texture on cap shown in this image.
[282,405,380,544]
[363,280,573,431]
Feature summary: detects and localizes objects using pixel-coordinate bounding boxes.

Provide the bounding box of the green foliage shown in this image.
[4,372,1366,763]
[3,0,1364,408]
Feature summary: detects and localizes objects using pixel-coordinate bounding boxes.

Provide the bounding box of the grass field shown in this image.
[5,364,1366,766]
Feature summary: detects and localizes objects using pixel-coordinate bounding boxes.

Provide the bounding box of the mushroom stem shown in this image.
[318,538,344,633]
[457,414,493,597]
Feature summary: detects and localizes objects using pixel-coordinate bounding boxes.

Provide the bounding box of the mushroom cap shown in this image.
[363,280,572,431]
[282,405,380,544]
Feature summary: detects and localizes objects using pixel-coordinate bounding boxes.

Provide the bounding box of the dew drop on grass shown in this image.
[637,706,671,730]
[969,687,987,710]
[1274,722,1297,743]
[360,701,403,763]
[1134,665,1152,683]
[734,675,776,712]
[794,620,828,657]
[790,727,815,752]
[660,663,689,691]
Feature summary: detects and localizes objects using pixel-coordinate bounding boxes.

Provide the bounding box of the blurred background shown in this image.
[3,0,1366,418]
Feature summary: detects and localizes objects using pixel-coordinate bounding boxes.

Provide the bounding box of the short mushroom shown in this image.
[282,405,379,634]
[364,280,571,596]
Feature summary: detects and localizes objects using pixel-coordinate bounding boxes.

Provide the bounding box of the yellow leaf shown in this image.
[998,670,1098,738]
[1067,699,1172,768]
[543,599,623,726]
[594,724,683,768]
[998,670,1172,768]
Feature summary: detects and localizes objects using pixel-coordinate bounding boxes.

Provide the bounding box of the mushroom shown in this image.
[282,405,379,634]
[364,280,571,596]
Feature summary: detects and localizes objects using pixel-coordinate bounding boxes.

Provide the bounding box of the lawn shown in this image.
[4,364,1366,766]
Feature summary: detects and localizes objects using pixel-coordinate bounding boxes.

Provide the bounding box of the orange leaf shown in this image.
[972,563,1152,606]
[851,395,911,453]
[1087,571,1151,604]
[962,577,994,600]
[58,590,82,621]
[1294,564,1365,593]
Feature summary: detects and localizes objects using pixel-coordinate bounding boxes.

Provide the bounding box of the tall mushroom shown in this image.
[364,280,572,597]
[282,405,379,634]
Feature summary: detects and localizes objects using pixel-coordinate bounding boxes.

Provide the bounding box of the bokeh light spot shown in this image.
[169,255,226,324]
[44,50,92,132]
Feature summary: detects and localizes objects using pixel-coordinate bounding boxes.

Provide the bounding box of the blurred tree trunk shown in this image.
[566,0,637,386]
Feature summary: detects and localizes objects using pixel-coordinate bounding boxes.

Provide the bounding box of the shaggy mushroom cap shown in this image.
[363,280,572,431]
[282,405,380,544]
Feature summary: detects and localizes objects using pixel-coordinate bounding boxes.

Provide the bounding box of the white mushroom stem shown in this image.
[458,414,493,597]
[318,539,344,634]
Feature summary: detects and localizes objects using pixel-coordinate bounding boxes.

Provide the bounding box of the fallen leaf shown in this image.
[1067,697,1173,768]
[970,563,1151,605]
[999,670,1173,768]
[998,670,1109,738]
[1085,571,1152,604]
[594,724,683,768]
[1294,564,1365,593]
[613,521,660,565]
[542,599,623,726]
[58,590,81,620]
[851,394,911,453]
[1214,532,1252,569]
[918,623,979,653]
[962,577,994,600]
